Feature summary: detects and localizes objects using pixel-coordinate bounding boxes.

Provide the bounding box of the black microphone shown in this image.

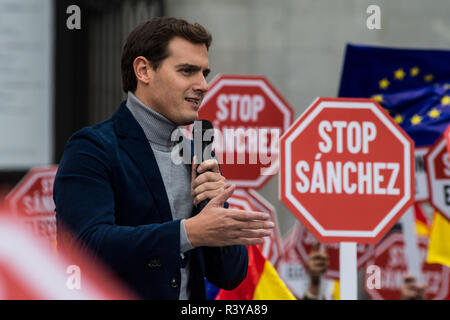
[193,119,215,211]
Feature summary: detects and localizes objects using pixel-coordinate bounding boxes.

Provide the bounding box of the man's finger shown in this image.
[207,184,236,208]
[242,220,275,230]
[227,220,274,231]
[197,158,220,173]
[226,209,271,222]
[192,173,225,190]
[194,180,226,195]
[237,229,272,238]
[194,188,224,206]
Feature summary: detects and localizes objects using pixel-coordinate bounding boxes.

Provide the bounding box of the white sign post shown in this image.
[339,242,357,300]
[400,206,423,284]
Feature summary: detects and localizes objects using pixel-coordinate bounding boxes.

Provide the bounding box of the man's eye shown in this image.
[181,69,193,75]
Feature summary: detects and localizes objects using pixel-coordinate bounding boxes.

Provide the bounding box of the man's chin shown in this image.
[180,114,198,126]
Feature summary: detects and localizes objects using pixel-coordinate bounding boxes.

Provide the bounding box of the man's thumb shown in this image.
[209,184,236,207]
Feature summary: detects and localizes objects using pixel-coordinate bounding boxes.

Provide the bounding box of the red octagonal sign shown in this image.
[5,166,58,249]
[425,134,450,221]
[199,74,293,189]
[280,98,414,243]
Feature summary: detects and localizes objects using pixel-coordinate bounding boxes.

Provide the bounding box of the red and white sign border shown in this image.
[199,74,293,188]
[425,137,450,220]
[5,166,58,216]
[281,98,414,240]
[365,232,449,300]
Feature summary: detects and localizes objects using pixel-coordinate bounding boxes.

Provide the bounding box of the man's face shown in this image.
[146,37,210,125]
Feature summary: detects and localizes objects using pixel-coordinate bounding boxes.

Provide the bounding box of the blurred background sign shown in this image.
[4,166,58,250]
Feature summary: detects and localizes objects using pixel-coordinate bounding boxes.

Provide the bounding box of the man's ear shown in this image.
[133,56,152,85]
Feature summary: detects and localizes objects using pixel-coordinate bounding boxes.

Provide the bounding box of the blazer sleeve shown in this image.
[202,245,248,290]
[54,128,182,274]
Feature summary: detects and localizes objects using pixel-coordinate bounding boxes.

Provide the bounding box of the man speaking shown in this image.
[53,17,274,300]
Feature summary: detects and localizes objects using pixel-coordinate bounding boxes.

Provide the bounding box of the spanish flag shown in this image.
[414,203,431,237]
[216,245,296,300]
[426,211,450,268]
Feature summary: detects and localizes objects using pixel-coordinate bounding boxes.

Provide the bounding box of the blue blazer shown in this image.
[54,101,248,299]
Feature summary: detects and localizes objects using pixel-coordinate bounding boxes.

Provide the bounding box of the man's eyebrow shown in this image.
[176,63,210,76]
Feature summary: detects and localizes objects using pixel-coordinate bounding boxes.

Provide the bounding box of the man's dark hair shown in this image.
[121,17,212,93]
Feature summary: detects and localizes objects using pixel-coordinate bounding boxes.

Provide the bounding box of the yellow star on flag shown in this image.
[441,95,450,106]
[411,114,422,125]
[379,78,390,90]
[424,74,434,82]
[371,94,383,103]
[394,69,406,80]
[410,67,420,77]
[428,108,441,118]
[394,114,404,124]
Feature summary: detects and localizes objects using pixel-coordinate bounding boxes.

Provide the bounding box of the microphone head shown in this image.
[193,119,213,135]
[193,119,214,140]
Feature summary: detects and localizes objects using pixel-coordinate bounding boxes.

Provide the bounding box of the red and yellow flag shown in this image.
[414,203,431,237]
[216,245,296,300]
[427,211,450,268]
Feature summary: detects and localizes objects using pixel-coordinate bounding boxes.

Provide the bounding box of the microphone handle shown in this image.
[197,198,209,212]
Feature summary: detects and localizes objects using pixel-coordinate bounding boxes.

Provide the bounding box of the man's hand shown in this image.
[401,275,426,300]
[185,184,274,247]
[191,157,227,207]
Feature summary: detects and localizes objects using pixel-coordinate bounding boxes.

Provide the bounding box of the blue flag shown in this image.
[338,44,450,146]
[379,83,450,147]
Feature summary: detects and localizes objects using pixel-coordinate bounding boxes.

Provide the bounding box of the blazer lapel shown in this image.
[112,102,173,222]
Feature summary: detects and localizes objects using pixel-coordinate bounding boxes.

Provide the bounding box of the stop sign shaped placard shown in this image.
[425,134,450,221]
[5,166,58,248]
[364,232,450,300]
[294,223,375,279]
[199,74,293,189]
[280,98,414,243]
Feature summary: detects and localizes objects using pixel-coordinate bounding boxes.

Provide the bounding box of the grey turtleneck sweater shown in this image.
[126,91,194,300]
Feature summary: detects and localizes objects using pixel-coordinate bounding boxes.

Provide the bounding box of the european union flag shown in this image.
[338,44,450,146]
[379,83,450,147]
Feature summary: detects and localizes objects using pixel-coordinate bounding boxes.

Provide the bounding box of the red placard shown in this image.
[227,190,282,266]
[198,74,293,189]
[280,98,415,243]
[445,124,450,158]
[5,166,58,249]
[276,223,337,299]
[294,223,375,279]
[364,232,450,300]
[0,215,134,299]
[425,134,450,221]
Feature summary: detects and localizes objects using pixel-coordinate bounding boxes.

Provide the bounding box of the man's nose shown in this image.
[193,74,209,93]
